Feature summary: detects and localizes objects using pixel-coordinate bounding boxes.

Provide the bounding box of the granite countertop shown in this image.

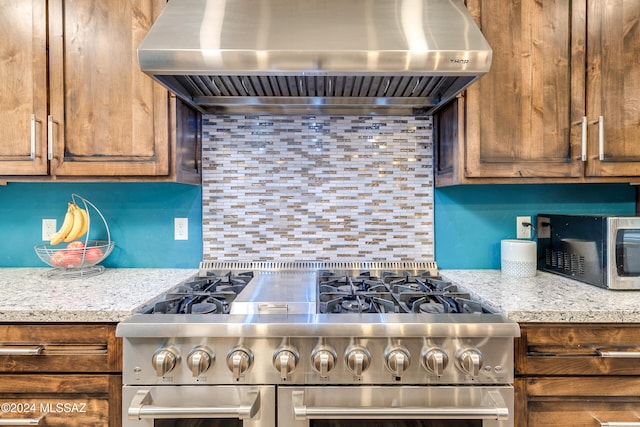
[442,269,640,323]
[2,268,640,323]
[0,268,197,322]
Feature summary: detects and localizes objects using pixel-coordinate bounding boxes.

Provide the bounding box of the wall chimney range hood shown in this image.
[139,0,492,116]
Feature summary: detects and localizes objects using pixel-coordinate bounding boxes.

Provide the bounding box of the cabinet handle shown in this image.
[594,416,640,426]
[598,115,604,161]
[581,116,588,161]
[571,117,587,161]
[47,115,53,161]
[0,414,46,425]
[596,349,640,358]
[0,345,44,355]
[588,116,604,161]
[30,115,37,159]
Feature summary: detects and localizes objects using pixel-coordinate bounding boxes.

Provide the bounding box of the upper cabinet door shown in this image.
[463,0,583,179]
[584,0,640,177]
[47,0,169,177]
[0,0,48,175]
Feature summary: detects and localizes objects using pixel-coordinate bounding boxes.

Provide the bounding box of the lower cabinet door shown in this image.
[529,402,640,426]
[519,377,640,427]
[0,374,121,426]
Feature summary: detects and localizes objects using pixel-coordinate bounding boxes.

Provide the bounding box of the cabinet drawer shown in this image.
[522,377,640,426]
[529,401,640,427]
[0,397,107,426]
[0,374,121,426]
[516,323,640,375]
[0,324,121,373]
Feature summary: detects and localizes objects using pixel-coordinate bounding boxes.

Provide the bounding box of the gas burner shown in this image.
[319,292,397,314]
[383,272,456,293]
[138,271,254,315]
[341,299,370,313]
[319,271,388,294]
[419,301,446,314]
[317,269,493,315]
[398,293,491,314]
[190,301,218,314]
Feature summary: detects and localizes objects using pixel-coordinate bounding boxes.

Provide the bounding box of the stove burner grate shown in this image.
[138,271,254,315]
[317,270,493,315]
[319,293,397,314]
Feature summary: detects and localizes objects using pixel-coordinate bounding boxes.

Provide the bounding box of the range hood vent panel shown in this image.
[140,0,492,115]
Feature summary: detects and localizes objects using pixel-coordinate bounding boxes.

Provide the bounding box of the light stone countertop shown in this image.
[2,268,640,323]
[0,268,197,322]
[442,269,640,323]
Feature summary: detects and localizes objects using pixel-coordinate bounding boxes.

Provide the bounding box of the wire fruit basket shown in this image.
[34,194,115,279]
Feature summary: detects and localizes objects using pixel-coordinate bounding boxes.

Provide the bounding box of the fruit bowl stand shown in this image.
[34,194,115,279]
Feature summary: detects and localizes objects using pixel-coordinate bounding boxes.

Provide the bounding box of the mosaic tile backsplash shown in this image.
[201,115,434,262]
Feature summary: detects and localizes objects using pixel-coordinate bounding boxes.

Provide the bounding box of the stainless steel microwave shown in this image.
[537,214,640,290]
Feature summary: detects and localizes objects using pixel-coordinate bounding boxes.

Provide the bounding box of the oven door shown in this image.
[122,385,275,427]
[278,386,513,427]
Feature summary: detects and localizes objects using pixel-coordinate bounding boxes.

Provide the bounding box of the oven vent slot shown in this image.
[199,260,438,275]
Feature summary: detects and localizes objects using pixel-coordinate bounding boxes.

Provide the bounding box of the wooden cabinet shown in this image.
[435,0,640,186]
[515,323,640,426]
[0,0,201,184]
[0,323,122,426]
[0,0,48,176]
[583,1,640,177]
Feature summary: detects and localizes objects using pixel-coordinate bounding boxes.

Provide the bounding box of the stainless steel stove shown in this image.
[117,261,520,427]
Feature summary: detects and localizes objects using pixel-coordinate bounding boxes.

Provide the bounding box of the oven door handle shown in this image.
[127,389,260,420]
[292,390,509,420]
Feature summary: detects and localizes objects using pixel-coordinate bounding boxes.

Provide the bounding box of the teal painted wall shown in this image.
[1,182,636,269]
[434,183,637,269]
[0,182,202,268]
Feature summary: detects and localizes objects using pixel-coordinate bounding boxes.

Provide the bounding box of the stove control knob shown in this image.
[311,346,337,378]
[345,345,371,377]
[273,347,299,380]
[456,348,484,377]
[421,348,449,376]
[385,346,411,378]
[187,346,214,377]
[226,346,253,381]
[151,346,180,377]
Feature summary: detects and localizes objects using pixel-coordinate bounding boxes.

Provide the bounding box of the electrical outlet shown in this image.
[174,217,188,240]
[516,216,532,239]
[42,219,57,241]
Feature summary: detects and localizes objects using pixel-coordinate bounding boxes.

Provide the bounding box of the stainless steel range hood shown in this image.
[139,0,492,116]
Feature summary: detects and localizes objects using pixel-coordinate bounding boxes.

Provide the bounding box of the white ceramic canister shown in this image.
[501,239,537,278]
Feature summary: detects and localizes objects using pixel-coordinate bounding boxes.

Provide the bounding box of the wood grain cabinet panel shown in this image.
[0,0,48,175]
[0,323,122,427]
[0,0,201,183]
[515,323,640,427]
[584,0,640,177]
[47,0,169,177]
[435,0,640,185]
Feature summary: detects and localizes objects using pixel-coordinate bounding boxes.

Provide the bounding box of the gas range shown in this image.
[137,261,495,316]
[117,261,519,427]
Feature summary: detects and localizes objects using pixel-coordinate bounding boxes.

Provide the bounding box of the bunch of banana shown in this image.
[49,202,90,245]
